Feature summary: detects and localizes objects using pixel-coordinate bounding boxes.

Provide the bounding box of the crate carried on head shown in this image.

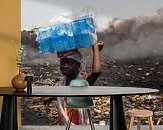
[35,13,97,54]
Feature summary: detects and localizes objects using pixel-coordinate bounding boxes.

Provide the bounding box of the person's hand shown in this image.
[93,41,104,51]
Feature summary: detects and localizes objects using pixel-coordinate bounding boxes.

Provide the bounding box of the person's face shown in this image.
[60,58,80,77]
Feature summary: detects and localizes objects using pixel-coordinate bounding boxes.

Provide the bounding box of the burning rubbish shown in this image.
[99,8,163,60]
[21,8,163,125]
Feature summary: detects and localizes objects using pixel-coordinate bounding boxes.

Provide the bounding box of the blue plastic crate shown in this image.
[35,17,97,54]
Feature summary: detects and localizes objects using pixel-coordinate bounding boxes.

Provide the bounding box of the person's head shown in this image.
[57,49,81,77]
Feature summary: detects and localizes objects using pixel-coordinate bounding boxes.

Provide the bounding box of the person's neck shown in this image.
[65,71,79,85]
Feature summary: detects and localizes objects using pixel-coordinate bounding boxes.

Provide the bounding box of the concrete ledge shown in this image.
[19,125,163,130]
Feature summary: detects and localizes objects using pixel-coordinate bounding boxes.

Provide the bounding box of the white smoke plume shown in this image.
[100,8,163,60]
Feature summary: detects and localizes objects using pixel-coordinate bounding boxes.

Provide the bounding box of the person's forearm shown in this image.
[87,41,103,85]
[92,46,101,73]
[87,72,101,86]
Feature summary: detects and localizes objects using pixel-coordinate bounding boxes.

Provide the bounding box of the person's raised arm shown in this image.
[87,41,104,85]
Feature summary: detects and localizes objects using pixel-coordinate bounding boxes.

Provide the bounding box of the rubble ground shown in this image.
[22,58,163,125]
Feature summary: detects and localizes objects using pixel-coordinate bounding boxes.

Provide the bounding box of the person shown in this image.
[57,41,104,125]
[44,41,104,125]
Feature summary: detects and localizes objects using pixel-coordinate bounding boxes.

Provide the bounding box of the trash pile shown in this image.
[22,58,163,125]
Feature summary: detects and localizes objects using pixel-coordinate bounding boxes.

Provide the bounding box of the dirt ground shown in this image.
[22,58,163,125]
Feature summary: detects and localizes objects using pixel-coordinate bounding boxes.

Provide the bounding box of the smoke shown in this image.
[99,8,163,60]
[21,30,59,65]
[23,8,163,63]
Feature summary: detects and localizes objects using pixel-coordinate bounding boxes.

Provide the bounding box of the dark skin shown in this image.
[60,58,80,85]
[43,41,104,105]
[60,41,104,86]
[87,41,104,85]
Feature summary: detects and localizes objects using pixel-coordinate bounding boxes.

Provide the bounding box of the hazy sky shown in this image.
[21,0,163,30]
